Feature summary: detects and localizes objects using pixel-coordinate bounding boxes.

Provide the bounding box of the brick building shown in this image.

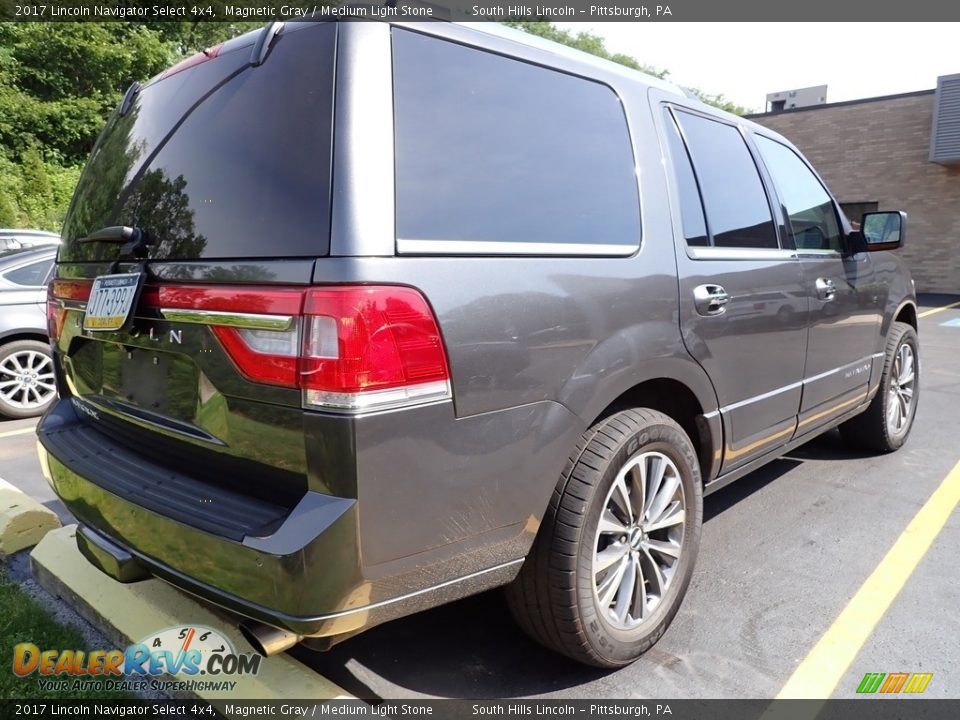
[749,76,960,293]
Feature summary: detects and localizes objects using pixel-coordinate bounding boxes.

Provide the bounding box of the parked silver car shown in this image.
[0,229,61,252]
[0,246,57,418]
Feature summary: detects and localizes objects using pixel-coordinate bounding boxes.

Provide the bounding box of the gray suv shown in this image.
[39,21,918,668]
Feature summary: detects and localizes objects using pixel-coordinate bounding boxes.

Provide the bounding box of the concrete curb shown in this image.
[31,525,355,707]
[0,477,61,557]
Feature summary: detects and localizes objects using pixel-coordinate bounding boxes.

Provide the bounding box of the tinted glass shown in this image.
[61,23,336,262]
[674,112,778,250]
[393,30,640,249]
[3,257,53,286]
[755,135,842,252]
[663,110,708,247]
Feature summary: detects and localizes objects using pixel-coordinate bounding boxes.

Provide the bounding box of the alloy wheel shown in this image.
[592,451,686,630]
[0,349,56,411]
[887,343,915,435]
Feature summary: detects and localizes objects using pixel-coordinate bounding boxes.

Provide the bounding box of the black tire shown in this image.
[0,339,57,420]
[839,321,919,452]
[506,408,702,668]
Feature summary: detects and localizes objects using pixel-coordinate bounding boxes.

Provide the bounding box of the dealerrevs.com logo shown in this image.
[13,625,261,694]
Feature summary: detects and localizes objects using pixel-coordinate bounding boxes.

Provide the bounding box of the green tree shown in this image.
[0,20,258,230]
[0,186,15,227]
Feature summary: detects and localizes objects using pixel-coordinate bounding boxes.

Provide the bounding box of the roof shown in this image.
[456,22,687,98]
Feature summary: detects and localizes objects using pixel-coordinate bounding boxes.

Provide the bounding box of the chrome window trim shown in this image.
[687,247,798,262]
[794,249,843,259]
[397,239,638,257]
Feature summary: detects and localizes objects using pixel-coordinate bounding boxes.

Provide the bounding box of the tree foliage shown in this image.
[0,20,255,230]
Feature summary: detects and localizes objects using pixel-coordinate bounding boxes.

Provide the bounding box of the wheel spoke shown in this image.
[644,503,684,532]
[595,542,628,574]
[597,509,628,536]
[632,557,648,619]
[887,392,900,429]
[612,555,637,623]
[597,555,629,608]
[641,547,666,599]
[644,455,666,519]
[897,393,909,428]
[899,347,913,385]
[628,461,646,520]
[647,472,680,524]
[644,538,681,559]
[610,473,634,525]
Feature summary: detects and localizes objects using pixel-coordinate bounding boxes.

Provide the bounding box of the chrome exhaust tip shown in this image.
[239,621,303,657]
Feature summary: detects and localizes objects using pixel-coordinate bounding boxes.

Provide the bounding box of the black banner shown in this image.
[2,0,960,22]
[2,700,960,720]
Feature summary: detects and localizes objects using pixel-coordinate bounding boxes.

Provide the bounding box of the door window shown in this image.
[673,111,779,250]
[754,135,843,252]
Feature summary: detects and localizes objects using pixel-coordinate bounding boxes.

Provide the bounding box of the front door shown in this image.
[750,133,881,435]
[657,102,808,473]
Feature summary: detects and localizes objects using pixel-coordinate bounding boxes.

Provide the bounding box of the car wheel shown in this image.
[0,339,57,419]
[839,321,919,452]
[506,408,702,667]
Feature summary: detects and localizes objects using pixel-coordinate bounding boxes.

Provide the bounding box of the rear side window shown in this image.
[3,257,53,286]
[392,30,640,252]
[673,111,778,250]
[754,135,843,252]
[61,23,336,262]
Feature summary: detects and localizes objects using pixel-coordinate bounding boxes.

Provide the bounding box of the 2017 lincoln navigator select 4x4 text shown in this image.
[38,20,919,667]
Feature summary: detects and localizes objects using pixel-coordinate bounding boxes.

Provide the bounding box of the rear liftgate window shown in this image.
[392,29,641,253]
[60,23,336,262]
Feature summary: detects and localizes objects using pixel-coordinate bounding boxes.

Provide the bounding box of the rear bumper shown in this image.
[37,397,546,637]
[38,399,366,637]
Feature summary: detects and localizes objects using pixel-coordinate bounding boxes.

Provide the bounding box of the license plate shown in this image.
[83,273,143,332]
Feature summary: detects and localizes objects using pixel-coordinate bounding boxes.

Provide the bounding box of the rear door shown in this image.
[751,133,881,434]
[51,22,338,508]
[656,101,808,473]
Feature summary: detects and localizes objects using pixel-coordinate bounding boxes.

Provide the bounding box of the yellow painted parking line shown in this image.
[0,426,36,439]
[776,458,960,699]
[918,299,960,318]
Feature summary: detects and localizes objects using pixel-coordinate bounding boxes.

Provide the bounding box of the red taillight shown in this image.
[46,280,450,411]
[143,284,451,412]
[300,287,451,410]
[48,279,92,342]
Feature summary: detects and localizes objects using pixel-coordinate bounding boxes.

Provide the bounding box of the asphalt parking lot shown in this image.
[2,295,959,701]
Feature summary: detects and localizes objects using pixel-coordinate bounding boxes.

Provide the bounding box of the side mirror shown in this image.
[859,211,907,251]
